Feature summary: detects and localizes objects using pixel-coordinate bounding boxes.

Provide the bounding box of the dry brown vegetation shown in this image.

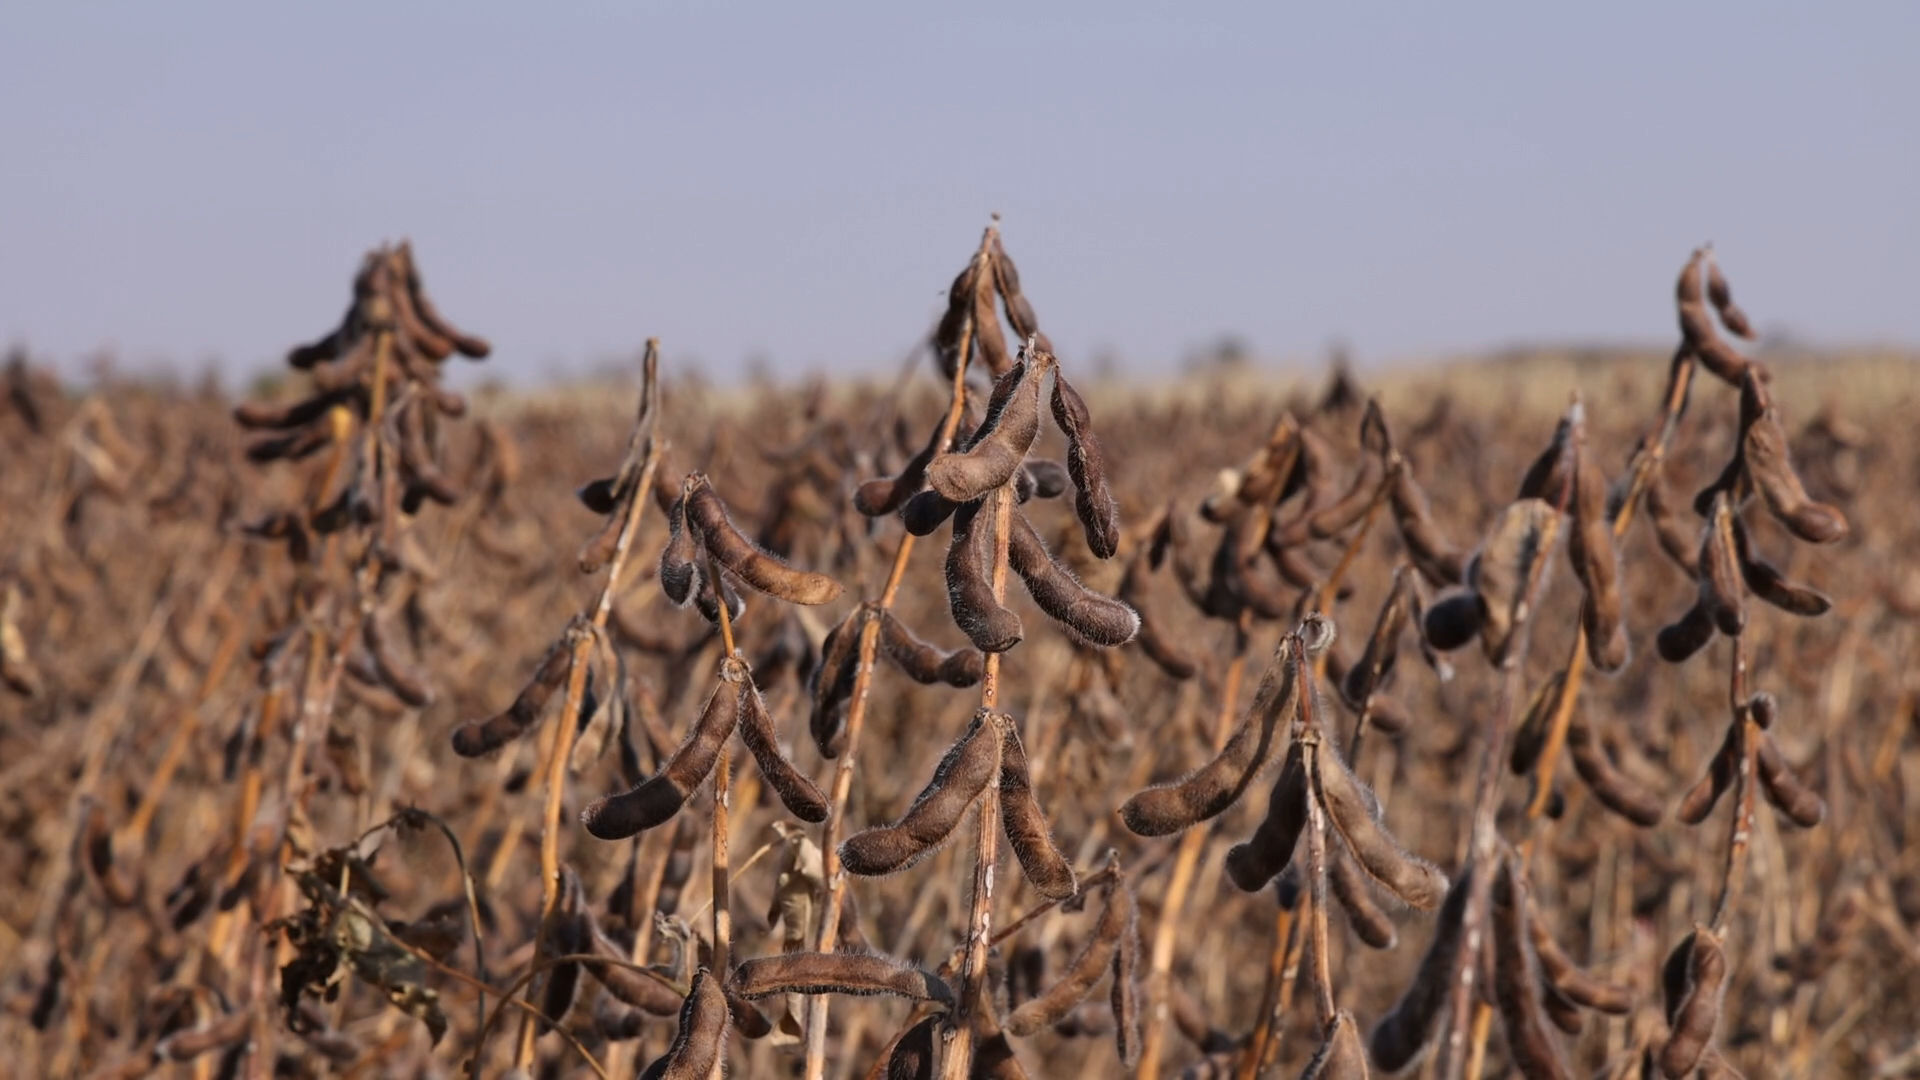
[2,228,1918,1080]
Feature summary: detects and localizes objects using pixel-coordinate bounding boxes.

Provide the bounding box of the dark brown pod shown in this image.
[877,610,984,687]
[1422,590,1483,652]
[1699,496,1746,638]
[737,677,829,823]
[1120,546,1198,680]
[658,491,702,606]
[1006,509,1139,647]
[1743,402,1848,544]
[1566,717,1665,827]
[729,952,953,1006]
[640,967,729,1080]
[926,355,1049,502]
[581,661,746,839]
[840,711,1003,876]
[1389,466,1467,586]
[1509,669,1567,777]
[1655,600,1716,665]
[1523,890,1632,1015]
[1567,453,1628,672]
[854,418,947,517]
[946,499,1024,654]
[1705,256,1755,339]
[1755,732,1826,828]
[998,718,1078,901]
[809,609,866,759]
[1644,467,1701,576]
[1329,844,1398,950]
[451,637,575,756]
[1677,719,1739,826]
[1223,741,1308,892]
[396,241,491,358]
[1369,864,1472,1072]
[885,1015,938,1080]
[1658,926,1728,1079]
[1492,860,1572,1080]
[684,476,843,605]
[1315,742,1447,910]
[1051,369,1122,559]
[1004,879,1129,1036]
[1731,517,1832,617]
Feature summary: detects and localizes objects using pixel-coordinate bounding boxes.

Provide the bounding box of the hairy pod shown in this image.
[1330,843,1398,950]
[991,232,1043,340]
[729,952,954,1006]
[1658,926,1728,1078]
[640,967,729,1080]
[1678,720,1740,825]
[998,719,1078,901]
[855,417,948,517]
[1022,458,1070,500]
[809,609,866,758]
[1369,864,1472,1072]
[693,569,747,627]
[683,475,843,605]
[841,711,1003,875]
[1656,599,1716,665]
[933,259,981,379]
[1743,399,1847,545]
[877,611,984,687]
[1120,547,1198,680]
[581,661,746,839]
[1728,514,1832,616]
[899,488,961,536]
[1120,636,1300,836]
[1005,880,1129,1035]
[1315,741,1447,909]
[1492,860,1572,1080]
[1051,369,1122,559]
[737,676,829,823]
[946,499,1024,653]
[1007,509,1139,646]
[1389,466,1466,586]
[451,636,574,756]
[1755,732,1826,828]
[1568,454,1628,671]
[540,911,590,1024]
[1704,255,1755,339]
[1473,498,1557,664]
[1566,717,1664,826]
[582,913,683,1014]
[1300,1010,1369,1080]
[973,270,1013,377]
[927,355,1049,501]
[1699,496,1746,637]
[658,491,702,606]
[1223,741,1308,891]
[1523,890,1632,1015]
[1422,590,1483,652]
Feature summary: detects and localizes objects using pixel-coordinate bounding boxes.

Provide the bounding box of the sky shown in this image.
[2,2,1915,386]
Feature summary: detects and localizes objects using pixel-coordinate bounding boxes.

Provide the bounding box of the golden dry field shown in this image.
[1,234,1917,1080]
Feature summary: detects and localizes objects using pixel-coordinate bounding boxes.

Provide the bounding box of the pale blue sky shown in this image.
[2,2,1914,384]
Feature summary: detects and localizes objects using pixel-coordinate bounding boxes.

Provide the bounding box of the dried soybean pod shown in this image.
[1644,468,1701,576]
[1509,669,1568,776]
[1006,509,1139,647]
[1307,416,1388,540]
[1743,401,1848,544]
[1390,466,1467,586]
[451,636,575,756]
[540,911,590,1024]
[1005,882,1128,1035]
[1523,891,1632,1015]
[684,475,843,605]
[1755,733,1826,828]
[1738,549,1831,617]
[899,489,961,536]
[1342,571,1411,709]
[1675,249,1750,385]
[876,611,984,687]
[1315,742,1447,910]
[363,609,432,708]
[737,676,829,823]
[885,1015,938,1080]
[840,711,1003,875]
[581,663,746,839]
[992,232,1042,341]
[656,814,699,915]
[1516,414,1574,502]
[1705,255,1755,339]
[855,419,947,517]
[998,718,1078,901]
[640,967,729,1080]
[1658,926,1728,1079]
[1119,545,1198,680]
[926,356,1046,502]
[1474,498,1557,664]
[1022,459,1070,499]
[233,387,360,430]
[583,914,684,1014]
[933,259,980,379]
[1656,599,1716,665]
[1699,496,1746,637]
[1677,721,1739,826]
[1492,859,1572,1080]
[1110,880,1142,1068]
[1223,741,1308,892]
[1422,590,1483,652]
[946,499,1024,654]
[693,569,747,627]
[1120,636,1300,837]
[972,270,1013,377]
[1051,369,1122,559]
[1566,716,1664,826]
[1299,1010,1369,1080]
[658,491,702,606]
[1330,844,1398,950]
[396,241,490,358]
[1568,453,1628,672]
[729,952,954,1006]
[810,609,866,758]
[1369,864,1473,1071]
